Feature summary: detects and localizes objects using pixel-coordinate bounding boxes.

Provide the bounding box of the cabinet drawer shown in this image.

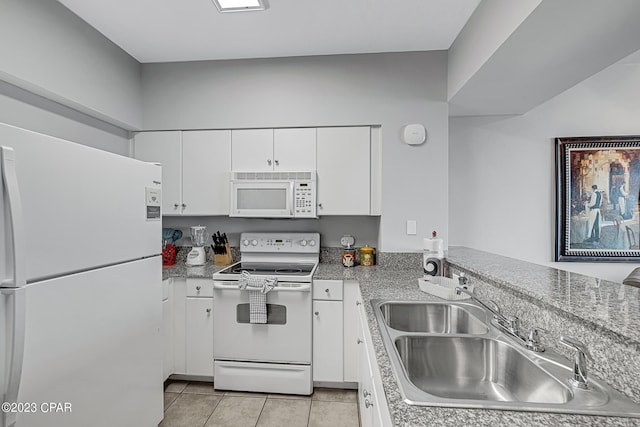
[313,280,343,301]
[187,279,214,297]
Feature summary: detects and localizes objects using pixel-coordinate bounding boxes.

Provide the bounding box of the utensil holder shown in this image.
[214,243,233,266]
[162,244,177,266]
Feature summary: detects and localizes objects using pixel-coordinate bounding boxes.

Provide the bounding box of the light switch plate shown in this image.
[406,220,417,235]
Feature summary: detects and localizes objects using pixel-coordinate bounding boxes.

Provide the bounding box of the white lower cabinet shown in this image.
[186,297,214,376]
[169,278,214,378]
[355,288,392,427]
[185,279,214,377]
[313,280,391,426]
[162,278,173,381]
[313,300,343,382]
[312,280,344,382]
[343,280,360,382]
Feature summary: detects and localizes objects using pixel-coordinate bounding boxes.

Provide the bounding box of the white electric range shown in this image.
[212,232,319,395]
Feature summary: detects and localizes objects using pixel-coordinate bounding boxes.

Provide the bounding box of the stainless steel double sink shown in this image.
[372,300,640,418]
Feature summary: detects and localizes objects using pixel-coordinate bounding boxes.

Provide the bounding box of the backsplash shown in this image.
[161,216,380,248]
[172,245,422,270]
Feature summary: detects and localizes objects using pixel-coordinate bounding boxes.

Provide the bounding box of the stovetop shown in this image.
[212,232,320,282]
[216,261,316,277]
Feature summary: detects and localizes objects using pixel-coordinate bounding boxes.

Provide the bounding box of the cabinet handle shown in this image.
[314,311,319,316]
[206,308,212,314]
[182,203,186,209]
[174,203,179,209]
[196,285,201,291]
[318,203,323,209]
[356,300,362,306]
[365,399,373,408]
[325,289,330,293]
[274,160,279,166]
[267,159,272,166]
[357,338,363,344]
[363,389,371,398]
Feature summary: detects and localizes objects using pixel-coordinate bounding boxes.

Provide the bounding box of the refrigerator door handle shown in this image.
[2,288,26,427]
[1,146,26,289]
[1,146,27,427]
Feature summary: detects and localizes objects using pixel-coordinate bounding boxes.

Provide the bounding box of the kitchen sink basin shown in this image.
[395,335,570,404]
[372,299,640,418]
[377,301,488,334]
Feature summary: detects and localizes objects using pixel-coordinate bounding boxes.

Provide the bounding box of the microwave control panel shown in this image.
[294,181,316,217]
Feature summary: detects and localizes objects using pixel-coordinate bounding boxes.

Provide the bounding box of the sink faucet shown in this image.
[560,336,592,389]
[455,286,545,352]
[455,287,511,328]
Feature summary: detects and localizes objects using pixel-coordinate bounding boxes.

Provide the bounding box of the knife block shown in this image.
[214,243,233,266]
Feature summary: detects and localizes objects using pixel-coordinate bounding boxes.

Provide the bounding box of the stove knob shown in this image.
[242,239,250,246]
[300,240,308,247]
[251,239,258,246]
[309,239,316,247]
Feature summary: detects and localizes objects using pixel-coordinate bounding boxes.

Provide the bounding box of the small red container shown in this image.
[162,244,177,266]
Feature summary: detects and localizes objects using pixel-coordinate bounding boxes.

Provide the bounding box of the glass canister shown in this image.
[360,246,375,266]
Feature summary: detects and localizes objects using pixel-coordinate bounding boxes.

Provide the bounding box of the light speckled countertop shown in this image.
[164,247,640,426]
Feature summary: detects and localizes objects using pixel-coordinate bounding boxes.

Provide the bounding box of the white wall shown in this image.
[449,50,640,283]
[448,0,542,100]
[142,52,449,252]
[0,0,142,129]
[0,81,130,155]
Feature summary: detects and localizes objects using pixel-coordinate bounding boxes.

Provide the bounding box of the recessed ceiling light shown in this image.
[212,0,268,13]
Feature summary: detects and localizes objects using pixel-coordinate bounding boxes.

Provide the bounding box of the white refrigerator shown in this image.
[0,123,163,427]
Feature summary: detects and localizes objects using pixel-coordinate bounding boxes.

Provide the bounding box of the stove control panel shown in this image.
[240,232,320,253]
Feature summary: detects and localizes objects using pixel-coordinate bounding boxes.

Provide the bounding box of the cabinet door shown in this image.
[134,131,182,214]
[185,297,214,377]
[273,128,316,171]
[343,281,360,382]
[231,129,274,171]
[313,300,343,382]
[182,130,231,215]
[162,298,172,381]
[357,300,373,427]
[172,279,187,375]
[317,127,370,215]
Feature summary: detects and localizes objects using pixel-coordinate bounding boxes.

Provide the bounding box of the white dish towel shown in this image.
[238,271,277,324]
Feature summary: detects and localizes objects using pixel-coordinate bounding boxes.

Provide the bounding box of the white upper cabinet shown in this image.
[133,131,182,214]
[134,130,231,215]
[232,128,316,172]
[136,126,378,217]
[273,128,316,171]
[182,130,231,215]
[231,129,274,171]
[317,126,371,215]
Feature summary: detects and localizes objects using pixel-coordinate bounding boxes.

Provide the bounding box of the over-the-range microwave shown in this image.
[229,171,317,218]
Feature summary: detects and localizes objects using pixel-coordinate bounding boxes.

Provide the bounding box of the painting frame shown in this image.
[556,136,640,262]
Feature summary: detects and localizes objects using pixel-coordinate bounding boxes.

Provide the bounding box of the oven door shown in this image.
[229,181,293,218]
[213,281,311,364]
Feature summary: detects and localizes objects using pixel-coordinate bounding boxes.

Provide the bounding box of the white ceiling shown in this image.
[56,0,481,63]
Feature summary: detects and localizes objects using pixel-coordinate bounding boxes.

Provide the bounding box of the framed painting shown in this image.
[556,136,640,261]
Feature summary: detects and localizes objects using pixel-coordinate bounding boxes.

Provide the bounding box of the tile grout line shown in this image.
[254,394,268,427]
[200,389,223,427]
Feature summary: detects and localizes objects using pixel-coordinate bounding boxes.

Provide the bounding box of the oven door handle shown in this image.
[213,281,311,292]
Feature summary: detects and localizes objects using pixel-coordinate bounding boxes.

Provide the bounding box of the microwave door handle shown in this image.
[290,182,295,216]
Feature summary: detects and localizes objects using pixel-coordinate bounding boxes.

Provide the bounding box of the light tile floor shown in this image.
[161,380,360,427]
